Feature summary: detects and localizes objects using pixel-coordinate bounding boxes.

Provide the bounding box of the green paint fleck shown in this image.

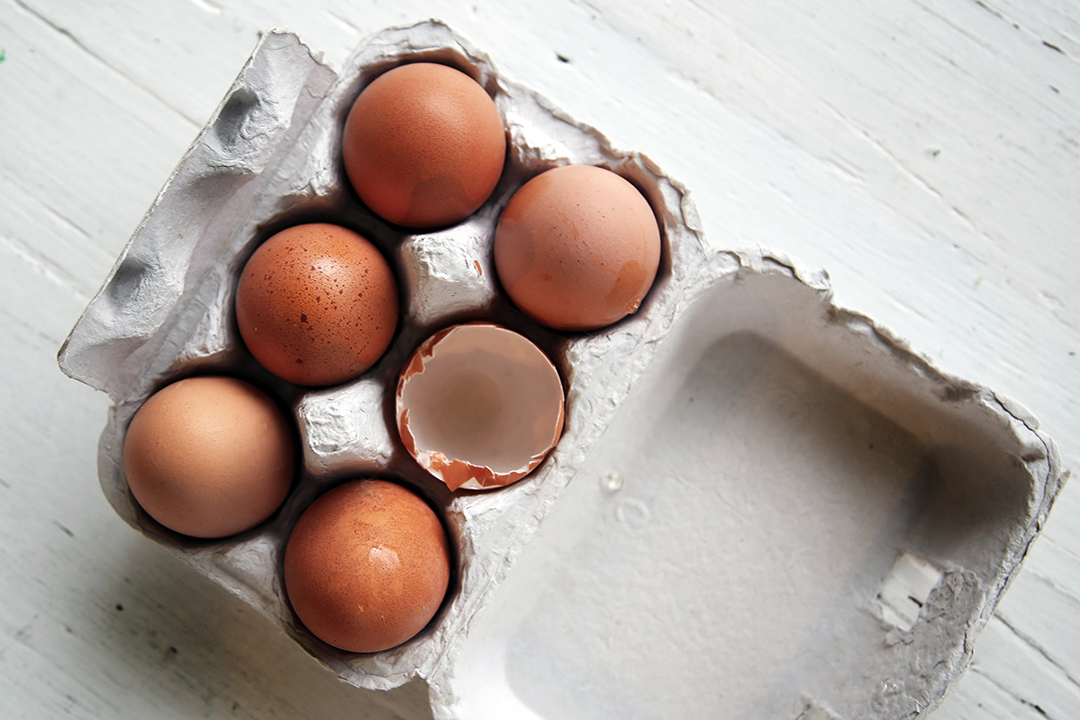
[0,49,6,63]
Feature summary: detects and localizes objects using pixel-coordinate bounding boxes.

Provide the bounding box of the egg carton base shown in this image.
[56,21,1064,720]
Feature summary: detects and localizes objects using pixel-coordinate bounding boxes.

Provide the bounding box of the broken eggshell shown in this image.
[396,323,565,491]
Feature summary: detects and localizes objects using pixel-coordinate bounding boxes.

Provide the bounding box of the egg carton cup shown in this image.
[58,21,1065,720]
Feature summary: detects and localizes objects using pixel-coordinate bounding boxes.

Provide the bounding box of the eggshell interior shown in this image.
[396,323,564,490]
[57,21,1065,720]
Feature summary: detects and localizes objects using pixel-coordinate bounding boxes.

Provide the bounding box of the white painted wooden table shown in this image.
[2,1,1077,718]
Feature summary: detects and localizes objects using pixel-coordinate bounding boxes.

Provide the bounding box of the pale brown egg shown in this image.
[396,323,565,491]
[283,479,451,654]
[341,62,506,229]
[122,375,295,539]
[236,223,399,386]
[494,165,662,331]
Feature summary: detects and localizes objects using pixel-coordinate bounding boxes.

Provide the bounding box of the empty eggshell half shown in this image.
[396,323,564,491]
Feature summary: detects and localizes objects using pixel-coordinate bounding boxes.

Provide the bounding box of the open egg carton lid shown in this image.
[58,20,1065,720]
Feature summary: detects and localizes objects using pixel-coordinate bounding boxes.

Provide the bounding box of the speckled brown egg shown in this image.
[494,165,662,331]
[342,62,506,229]
[283,479,451,654]
[122,375,295,539]
[236,223,399,386]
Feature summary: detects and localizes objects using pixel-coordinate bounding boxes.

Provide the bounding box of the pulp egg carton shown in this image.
[58,21,1065,720]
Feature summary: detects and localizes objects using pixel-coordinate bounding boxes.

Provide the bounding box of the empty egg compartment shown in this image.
[438,255,1062,720]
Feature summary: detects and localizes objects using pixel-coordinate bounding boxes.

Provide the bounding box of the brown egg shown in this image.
[122,375,295,539]
[236,223,399,386]
[342,62,506,229]
[396,323,565,491]
[494,165,662,331]
[283,480,451,653]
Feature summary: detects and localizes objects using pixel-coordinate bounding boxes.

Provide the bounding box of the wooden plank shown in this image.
[933,615,1080,720]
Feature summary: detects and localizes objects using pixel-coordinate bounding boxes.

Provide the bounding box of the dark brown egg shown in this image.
[342,62,506,229]
[283,480,451,654]
[235,223,399,386]
[122,375,295,539]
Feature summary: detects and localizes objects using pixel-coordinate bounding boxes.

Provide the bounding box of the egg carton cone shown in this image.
[58,21,1065,720]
